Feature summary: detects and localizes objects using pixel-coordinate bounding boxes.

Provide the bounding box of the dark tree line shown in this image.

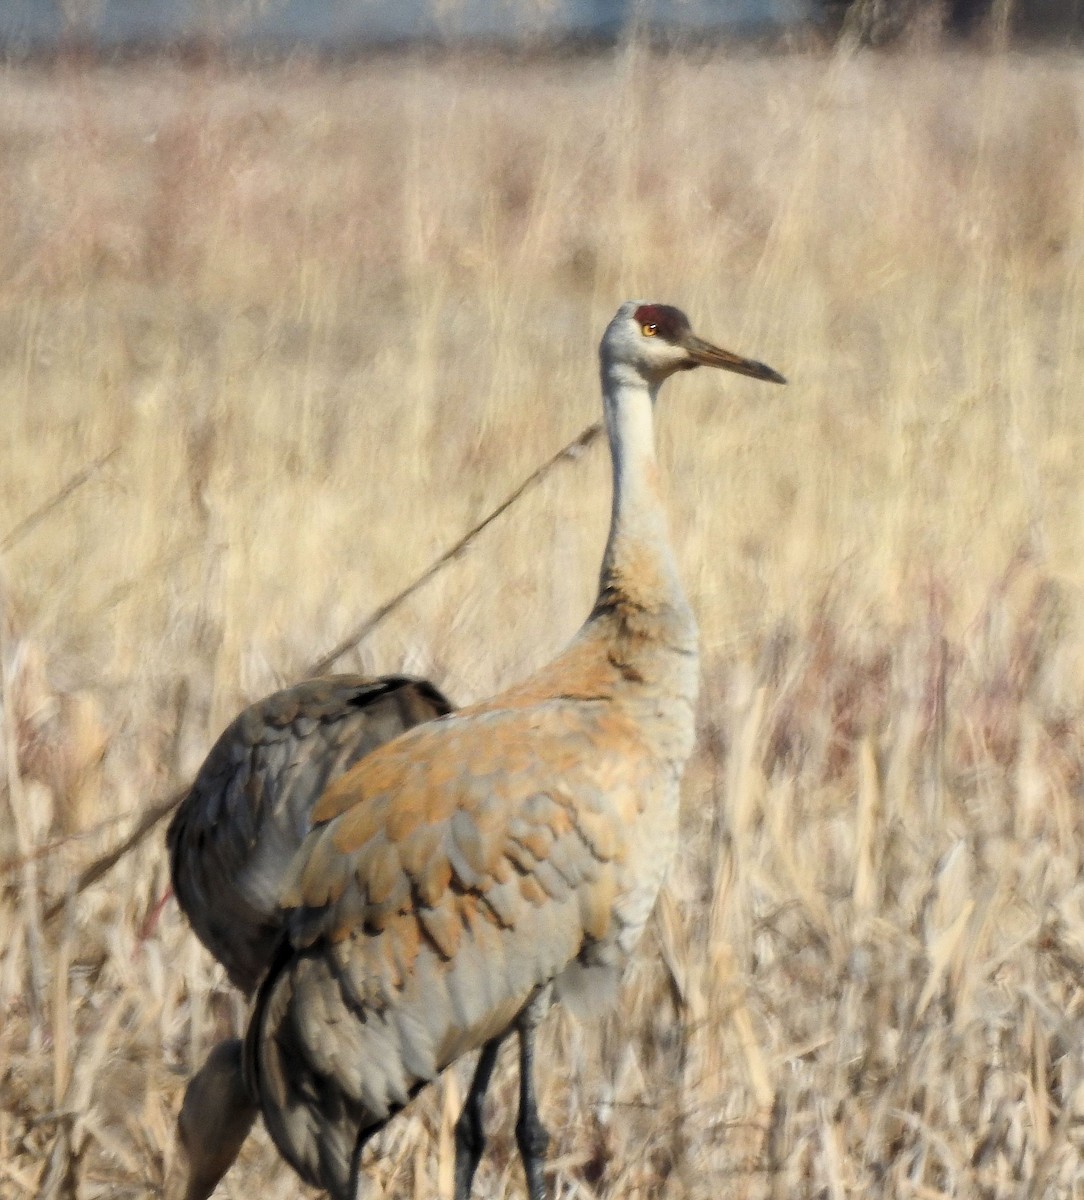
[818,0,1084,44]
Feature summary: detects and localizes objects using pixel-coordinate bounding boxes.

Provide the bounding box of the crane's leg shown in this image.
[453,1037,502,1200]
[515,992,551,1200]
[349,1122,382,1200]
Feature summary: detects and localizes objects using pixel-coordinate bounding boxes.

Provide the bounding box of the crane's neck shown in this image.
[504,353,698,765]
[595,361,694,641]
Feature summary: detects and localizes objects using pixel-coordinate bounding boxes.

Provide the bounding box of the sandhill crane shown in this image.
[188,301,784,1200]
[167,674,452,1200]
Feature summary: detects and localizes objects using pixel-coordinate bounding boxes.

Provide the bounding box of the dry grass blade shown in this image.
[852,735,882,918]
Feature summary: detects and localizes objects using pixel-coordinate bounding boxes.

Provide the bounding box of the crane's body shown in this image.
[253,618,697,1193]
[244,301,785,1200]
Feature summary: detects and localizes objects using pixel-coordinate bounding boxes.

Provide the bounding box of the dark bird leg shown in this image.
[515,992,551,1200]
[453,1037,502,1200]
[347,1036,506,1200]
[352,995,550,1200]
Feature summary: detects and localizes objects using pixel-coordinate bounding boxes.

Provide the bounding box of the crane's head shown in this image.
[601,301,786,388]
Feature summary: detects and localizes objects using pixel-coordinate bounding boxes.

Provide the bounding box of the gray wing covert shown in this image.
[167,674,452,994]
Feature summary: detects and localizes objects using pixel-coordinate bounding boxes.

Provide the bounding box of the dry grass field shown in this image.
[3,38,1084,1200]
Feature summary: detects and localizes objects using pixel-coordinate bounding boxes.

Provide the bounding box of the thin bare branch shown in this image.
[42,789,187,924]
[0,448,119,556]
[307,420,602,677]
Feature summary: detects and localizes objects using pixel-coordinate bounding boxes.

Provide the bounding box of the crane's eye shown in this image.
[641,323,658,337]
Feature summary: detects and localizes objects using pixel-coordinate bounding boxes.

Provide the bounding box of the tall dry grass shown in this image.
[3,41,1084,1199]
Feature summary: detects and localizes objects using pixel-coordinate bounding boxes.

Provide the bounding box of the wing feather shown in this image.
[168,675,451,993]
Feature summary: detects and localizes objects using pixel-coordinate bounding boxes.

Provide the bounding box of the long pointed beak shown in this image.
[683,334,786,384]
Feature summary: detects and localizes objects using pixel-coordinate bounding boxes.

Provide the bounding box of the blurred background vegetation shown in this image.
[4,3,1084,1200]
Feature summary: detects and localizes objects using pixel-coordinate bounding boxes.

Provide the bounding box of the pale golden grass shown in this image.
[3,41,1084,1199]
